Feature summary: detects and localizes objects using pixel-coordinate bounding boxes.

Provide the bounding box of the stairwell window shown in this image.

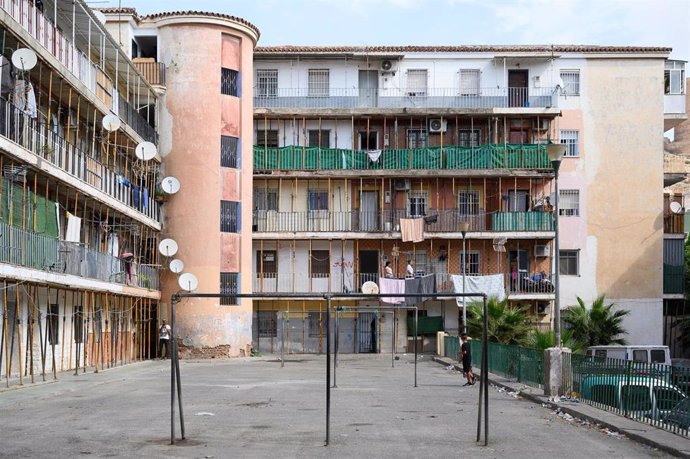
[406,69,427,97]
[310,250,330,278]
[220,272,239,305]
[459,69,480,96]
[559,250,579,275]
[220,200,241,233]
[560,70,580,95]
[256,69,278,97]
[560,130,579,157]
[408,190,428,217]
[308,69,329,97]
[559,190,579,216]
[221,68,240,96]
[221,135,240,168]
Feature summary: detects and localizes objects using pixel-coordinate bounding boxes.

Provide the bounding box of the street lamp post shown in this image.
[459,221,470,334]
[546,142,566,347]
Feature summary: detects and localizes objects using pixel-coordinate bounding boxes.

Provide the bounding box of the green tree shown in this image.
[467,297,532,346]
[529,328,584,354]
[563,295,629,347]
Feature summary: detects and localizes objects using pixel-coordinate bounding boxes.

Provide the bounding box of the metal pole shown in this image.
[414,307,418,388]
[175,335,185,440]
[553,161,561,347]
[483,296,489,446]
[170,299,176,445]
[325,296,331,446]
[391,310,395,368]
[333,307,338,388]
[462,231,467,334]
[280,312,285,368]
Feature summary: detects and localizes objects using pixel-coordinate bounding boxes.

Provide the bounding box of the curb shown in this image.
[432,356,689,458]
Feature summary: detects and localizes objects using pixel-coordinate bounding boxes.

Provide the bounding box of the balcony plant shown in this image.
[139,274,152,289]
[154,187,167,203]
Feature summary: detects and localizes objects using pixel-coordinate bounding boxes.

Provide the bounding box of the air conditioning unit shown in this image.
[429,118,447,133]
[394,179,411,190]
[534,244,550,258]
[380,60,397,73]
[532,118,550,131]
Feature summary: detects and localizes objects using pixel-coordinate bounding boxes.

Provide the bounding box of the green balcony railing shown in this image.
[663,264,684,294]
[254,144,551,171]
[491,211,554,231]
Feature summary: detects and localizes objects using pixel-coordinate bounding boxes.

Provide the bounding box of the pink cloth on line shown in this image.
[400,217,424,243]
[378,277,405,304]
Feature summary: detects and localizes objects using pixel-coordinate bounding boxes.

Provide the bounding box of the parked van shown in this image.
[586,345,671,366]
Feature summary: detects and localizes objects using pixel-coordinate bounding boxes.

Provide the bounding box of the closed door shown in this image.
[508,70,528,107]
[360,191,379,231]
[358,312,378,353]
[359,70,378,107]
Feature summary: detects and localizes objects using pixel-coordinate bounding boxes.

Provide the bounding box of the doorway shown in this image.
[359,131,378,150]
[359,191,379,231]
[508,70,528,107]
[358,70,378,107]
[508,249,529,292]
[358,250,379,287]
[358,311,378,353]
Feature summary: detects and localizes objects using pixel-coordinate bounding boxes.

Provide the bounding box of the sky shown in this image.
[94,0,690,60]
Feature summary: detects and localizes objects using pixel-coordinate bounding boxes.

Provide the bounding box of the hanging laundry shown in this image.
[107,232,119,257]
[132,185,140,208]
[65,212,81,243]
[367,149,382,163]
[13,79,37,118]
[378,277,405,304]
[142,187,149,209]
[400,217,424,242]
[451,273,506,304]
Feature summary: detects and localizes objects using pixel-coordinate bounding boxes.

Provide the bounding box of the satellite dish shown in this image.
[361,281,380,295]
[102,114,121,132]
[178,273,199,292]
[161,176,181,195]
[492,237,507,253]
[135,141,157,161]
[158,238,178,257]
[169,259,184,274]
[670,201,683,214]
[11,48,37,71]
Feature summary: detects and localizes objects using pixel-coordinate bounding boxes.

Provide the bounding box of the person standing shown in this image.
[460,333,475,386]
[159,320,172,359]
[406,260,415,278]
[384,260,394,278]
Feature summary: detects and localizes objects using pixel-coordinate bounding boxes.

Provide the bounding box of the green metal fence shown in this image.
[444,335,459,360]
[254,144,550,171]
[571,354,690,437]
[470,341,544,389]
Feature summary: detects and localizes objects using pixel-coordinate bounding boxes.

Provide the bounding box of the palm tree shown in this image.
[529,328,584,354]
[467,297,533,346]
[563,295,629,347]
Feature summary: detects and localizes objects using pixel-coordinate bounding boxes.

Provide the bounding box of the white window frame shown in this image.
[559,250,579,276]
[404,250,428,275]
[407,190,428,217]
[560,129,579,157]
[308,69,329,97]
[459,69,480,96]
[460,251,480,275]
[559,190,579,217]
[560,69,580,96]
[256,69,278,98]
[665,61,686,95]
[406,69,428,97]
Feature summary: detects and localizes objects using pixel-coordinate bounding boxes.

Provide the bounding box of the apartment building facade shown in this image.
[0,0,162,386]
[251,45,685,354]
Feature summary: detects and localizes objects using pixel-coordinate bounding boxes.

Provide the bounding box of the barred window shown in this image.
[408,190,428,217]
[460,251,480,275]
[406,129,427,148]
[560,70,580,95]
[308,69,329,97]
[221,68,240,96]
[256,69,278,97]
[407,69,427,96]
[457,190,480,215]
[559,190,579,217]
[560,130,579,157]
[257,310,277,337]
[256,250,277,276]
[256,129,278,148]
[221,135,240,168]
[48,303,59,345]
[308,311,324,337]
[308,129,330,148]
[308,189,329,211]
[310,250,330,278]
[220,272,239,305]
[559,250,579,275]
[220,200,241,233]
[458,129,481,147]
[459,69,480,95]
[254,189,278,211]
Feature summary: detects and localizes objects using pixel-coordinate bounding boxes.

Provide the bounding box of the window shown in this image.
[256,129,278,148]
[458,129,481,148]
[256,250,277,276]
[73,305,83,344]
[650,350,666,364]
[559,250,579,275]
[220,272,239,305]
[559,190,579,216]
[308,69,329,97]
[256,69,278,97]
[404,251,428,275]
[560,130,579,157]
[406,129,427,148]
[308,130,330,148]
[633,350,648,362]
[665,61,685,95]
[459,69,480,95]
[406,69,427,96]
[221,68,240,96]
[308,189,329,211]
[310,250,330,278]
[220,200,241,233]
[560,70,580,95]
[308,311,325,337]
[221,135,240,168]
[457,190,480,215]
[257,310,277,337]
[507,190,529,212]
[47,303,59,345]
[460,251,480,275]
[408,190,428,217]
[359,131,378,150]
[254,189,278,211]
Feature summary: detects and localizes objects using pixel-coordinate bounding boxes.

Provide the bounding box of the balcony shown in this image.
[254,144,551,172]
[663,264,684,295]
[0,98,160,223]
[253,209,553,234]
[118,96,158,145]
[254,87,558,110]
[664,213,685,234]
[134,60,166,87]
[0,219,159,289]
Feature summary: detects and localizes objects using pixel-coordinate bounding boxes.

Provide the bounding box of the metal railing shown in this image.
[0,219,159,289]
[254,87,558,109]
[118,95,158,144]
[0,97,161,223]
[471,340,544,388]
[253,209,552,233]
[571,354,690,437]
[254,144,551,171]
[507,271,555,294]
[664,213,684,234]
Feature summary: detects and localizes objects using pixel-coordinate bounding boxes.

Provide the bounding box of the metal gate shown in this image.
[358,312,377,353]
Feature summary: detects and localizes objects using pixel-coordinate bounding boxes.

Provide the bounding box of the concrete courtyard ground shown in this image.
[0,354,670,458]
